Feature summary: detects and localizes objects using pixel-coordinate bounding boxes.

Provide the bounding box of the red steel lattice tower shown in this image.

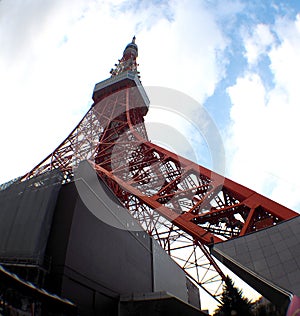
[21,37,298,301]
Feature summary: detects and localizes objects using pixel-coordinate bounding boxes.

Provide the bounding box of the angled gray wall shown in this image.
[212,216,300,309]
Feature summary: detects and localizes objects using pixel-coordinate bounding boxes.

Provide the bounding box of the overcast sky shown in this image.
[1,0,300,311]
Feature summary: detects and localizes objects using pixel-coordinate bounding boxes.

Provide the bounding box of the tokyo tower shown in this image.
[19,36,298,303]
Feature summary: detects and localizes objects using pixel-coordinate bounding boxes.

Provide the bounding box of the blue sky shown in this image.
[1,0,300,311]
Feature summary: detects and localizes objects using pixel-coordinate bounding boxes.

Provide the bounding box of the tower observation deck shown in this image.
[1,37,299,315]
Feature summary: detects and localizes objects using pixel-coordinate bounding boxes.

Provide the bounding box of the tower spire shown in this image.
[110,36,139,77]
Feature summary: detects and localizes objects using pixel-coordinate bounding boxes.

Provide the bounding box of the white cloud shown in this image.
[226,14,300,211]
[0,0,229,183]
[243,23,274,65]
[270,14,300,103]
[0,0,103,179]
[226,73,270,192]
[139,0,228,103]
[0,0,164,183]
[139,1,231,170]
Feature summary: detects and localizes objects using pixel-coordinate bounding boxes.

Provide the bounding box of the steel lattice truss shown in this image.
[21,38,298,302]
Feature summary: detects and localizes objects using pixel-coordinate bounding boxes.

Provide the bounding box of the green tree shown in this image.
[213,276,253,316]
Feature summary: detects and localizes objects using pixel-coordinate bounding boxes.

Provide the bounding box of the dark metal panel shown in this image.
[65,191,152,294]
[74,160,145,232]
[152,239,188,303]
[46,163,199,312]
[120,292,206,316]
[186,277,201,309]
[45,182,78,293]
[0,170,62,264]
[61,276,95,316]
[61,275,118,316]
[54,169,153,297]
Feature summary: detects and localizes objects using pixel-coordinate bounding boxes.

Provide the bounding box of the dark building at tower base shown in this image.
[0,162,204,315]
